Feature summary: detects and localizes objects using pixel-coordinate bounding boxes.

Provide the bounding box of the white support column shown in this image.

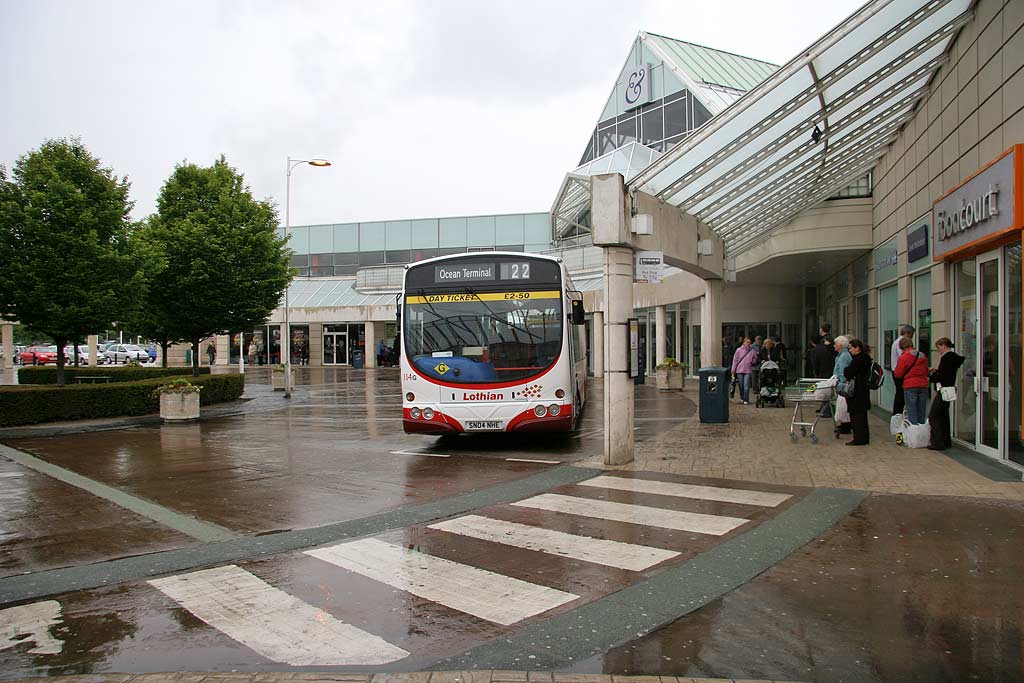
[592,310,605,378]
[603,246,635,466]
[364,321,376,369]
[87,334,98,367]
[2,324,13,370]
[701,279,724,369]
[655,305,667,365]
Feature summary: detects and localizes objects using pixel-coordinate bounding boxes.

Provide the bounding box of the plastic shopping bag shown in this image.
[834,395,850,423]
[890,413,906,435]
[903,421,930,448]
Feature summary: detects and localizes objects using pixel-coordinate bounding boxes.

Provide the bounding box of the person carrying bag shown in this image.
[927,337,965,450]
[893,336,930,425]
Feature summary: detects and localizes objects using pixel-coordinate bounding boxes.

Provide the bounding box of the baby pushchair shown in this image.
[756,360,785,408]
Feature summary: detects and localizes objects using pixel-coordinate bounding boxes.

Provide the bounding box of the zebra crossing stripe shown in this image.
[429,514,680,571]
[148,565,408,666]
[512,493,748,536]
[579,475,792,507]
[305,538,579,625]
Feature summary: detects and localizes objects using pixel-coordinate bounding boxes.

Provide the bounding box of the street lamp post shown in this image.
[283,156,331,398]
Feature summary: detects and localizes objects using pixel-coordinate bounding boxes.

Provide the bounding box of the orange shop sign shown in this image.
[932,144,1024,261]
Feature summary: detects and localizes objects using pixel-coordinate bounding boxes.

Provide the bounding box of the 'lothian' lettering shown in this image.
[463,392,503,401]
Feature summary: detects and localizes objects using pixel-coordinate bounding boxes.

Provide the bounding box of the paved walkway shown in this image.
[8,673,804,683]
[578,385,1024,499]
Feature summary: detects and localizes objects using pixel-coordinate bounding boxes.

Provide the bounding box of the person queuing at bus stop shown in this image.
[893,335,929,424]
[843,339,874,446]
[890,324,915,415]
[928,337,965,450]
[831,336,853,432]
[730,337,758,405]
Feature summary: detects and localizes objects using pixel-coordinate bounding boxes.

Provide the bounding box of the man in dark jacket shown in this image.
[844,339,874,445]
[810,336,836,378]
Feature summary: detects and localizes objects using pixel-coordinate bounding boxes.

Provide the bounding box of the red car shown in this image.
[19,345,60,365]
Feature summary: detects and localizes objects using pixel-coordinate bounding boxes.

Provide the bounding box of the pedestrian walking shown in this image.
[890,324,915,415]
[894,336,929,424]
[730,337,758,405]
[751,336,763,393]
[927,337,965,450]
[206,342,216,366]
[376,339,386,367]
[843,339,874,446]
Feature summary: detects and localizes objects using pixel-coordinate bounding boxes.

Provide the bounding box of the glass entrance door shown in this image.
[955,251,1003,458]
[323,332,348,365]
[979,252,1002,456]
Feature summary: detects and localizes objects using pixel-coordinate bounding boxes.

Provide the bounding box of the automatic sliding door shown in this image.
[955,259,978,446]
[979,255,1001,454]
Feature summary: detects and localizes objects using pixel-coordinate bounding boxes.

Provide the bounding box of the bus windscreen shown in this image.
[404,291,562,383]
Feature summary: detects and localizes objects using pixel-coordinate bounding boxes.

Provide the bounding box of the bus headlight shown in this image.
[422,407,435,420]
[548,404,560,416]
[410,407,422,419]
[534,405,548,417]
[555,389,565,399]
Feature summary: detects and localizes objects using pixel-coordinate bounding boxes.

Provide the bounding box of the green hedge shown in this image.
[18,366,211,385]
[0,373,245,427]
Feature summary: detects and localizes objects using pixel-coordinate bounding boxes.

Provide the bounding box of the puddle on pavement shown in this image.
[573,494,1024,683]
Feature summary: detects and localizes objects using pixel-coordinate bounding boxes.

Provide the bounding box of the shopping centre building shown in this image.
[5,0,1016,469]
[235,0,1024,470]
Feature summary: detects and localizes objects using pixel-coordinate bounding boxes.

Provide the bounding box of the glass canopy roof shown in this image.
[552,142,662,240]
[629,0,974,257]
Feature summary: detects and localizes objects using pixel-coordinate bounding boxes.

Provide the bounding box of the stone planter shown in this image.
[656,366,686,391]
[271,368,294,391]
[160,392,200,421]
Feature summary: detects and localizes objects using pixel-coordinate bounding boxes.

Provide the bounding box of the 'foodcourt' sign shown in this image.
[932,145,1023,260]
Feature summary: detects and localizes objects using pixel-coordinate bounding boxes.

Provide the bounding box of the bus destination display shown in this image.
[433,261,536,283]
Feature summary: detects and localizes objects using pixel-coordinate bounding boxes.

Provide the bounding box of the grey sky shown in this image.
[1,0,864,226]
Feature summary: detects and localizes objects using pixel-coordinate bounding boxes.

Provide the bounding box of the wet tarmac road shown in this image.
[0,370,693,577]
[0,471,805,677]
[585,494,1024,682]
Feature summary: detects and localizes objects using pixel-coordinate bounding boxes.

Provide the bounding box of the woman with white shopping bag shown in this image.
[831,336,853,434]
[927,337,965,451]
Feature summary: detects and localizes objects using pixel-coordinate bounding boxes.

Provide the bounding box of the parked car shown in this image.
[63,345,93,365]
[103,343,149,364]
[19,345,60,365]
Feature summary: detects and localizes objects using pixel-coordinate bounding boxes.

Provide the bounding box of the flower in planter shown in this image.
[655,358,687,370]
[153,378,202,397]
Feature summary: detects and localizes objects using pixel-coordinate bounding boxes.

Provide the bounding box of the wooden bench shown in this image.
[74,376,113,384]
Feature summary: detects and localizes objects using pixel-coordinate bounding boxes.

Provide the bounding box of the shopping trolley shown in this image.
[784,377,837,444]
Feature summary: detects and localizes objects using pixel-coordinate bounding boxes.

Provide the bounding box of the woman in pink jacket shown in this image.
[731,337,758,405]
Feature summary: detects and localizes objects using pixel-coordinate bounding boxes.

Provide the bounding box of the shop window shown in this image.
[310,253,333,267]
[358,251,385,266]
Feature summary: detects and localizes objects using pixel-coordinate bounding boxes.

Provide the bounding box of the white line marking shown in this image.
[512,494,748,536]
[429,515,679,571]
[0,600,64,655]
[149,565,407,665]
[306,538,578,625]
[505,458,560,464]
[390,450,451,458]
[0,472,24,478]
[579,475,792,507]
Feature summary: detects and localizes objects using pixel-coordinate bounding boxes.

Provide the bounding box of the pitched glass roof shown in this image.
[631,0,974,257]
[284,278,396,309]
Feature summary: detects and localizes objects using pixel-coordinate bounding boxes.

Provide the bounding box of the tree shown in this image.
[146,156,291,376]
[0,138,147,385]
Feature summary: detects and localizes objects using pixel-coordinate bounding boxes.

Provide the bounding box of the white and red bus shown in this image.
[400,252,587,435]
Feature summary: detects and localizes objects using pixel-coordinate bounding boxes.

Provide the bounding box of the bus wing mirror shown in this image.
[570,299,585,325]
